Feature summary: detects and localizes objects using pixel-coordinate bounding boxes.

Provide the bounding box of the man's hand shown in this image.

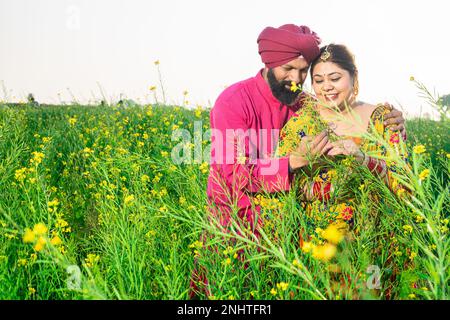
[328,139,364,163]
[289,130,333,172]
[382,102,406,138]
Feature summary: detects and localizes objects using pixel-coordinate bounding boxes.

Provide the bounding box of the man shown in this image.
[206,24,405,232]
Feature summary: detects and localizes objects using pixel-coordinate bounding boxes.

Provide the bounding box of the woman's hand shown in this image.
[328,139,364,163]
[289,130,334,172]
[382,102,406,137]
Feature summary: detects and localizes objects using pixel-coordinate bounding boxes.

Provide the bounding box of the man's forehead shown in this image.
[283,56,310,68]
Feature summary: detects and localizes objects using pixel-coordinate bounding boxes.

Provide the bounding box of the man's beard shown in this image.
[267,69,302,106]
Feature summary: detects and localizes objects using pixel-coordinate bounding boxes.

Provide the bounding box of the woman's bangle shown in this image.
[355,150,367,165]
[361,152,369,167]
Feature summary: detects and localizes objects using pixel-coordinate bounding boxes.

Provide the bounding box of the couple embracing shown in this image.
[192,24,409,298]
[207,24,407,231]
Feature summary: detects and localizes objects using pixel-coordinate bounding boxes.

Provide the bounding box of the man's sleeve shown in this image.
[210,100,293,195]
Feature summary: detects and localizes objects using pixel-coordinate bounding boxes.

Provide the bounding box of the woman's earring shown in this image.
[352,78,359,100]
[354,75,359,96]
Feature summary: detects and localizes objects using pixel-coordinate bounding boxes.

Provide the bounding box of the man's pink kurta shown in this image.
[207,69,304,229]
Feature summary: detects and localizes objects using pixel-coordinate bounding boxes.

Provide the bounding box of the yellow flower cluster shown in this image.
[84,253,100,268]
[276,282,289,291]
[253,195,283,211]
[68,116,77,126]
[302,223,346,262]
[418,169,430,181]
[403,225,413,234]
[42,136,52,144]
[23,223,62,253]
[199,162,209,174]
[82,147,94,158]
[15,168,28,182]
[321,224,345,244]
[188,240,203,257]
[413,145,426,154]
[290,81,301,92]
[47,198,59,213]
[440,218,449,234]
[194,106,203,118]
[30,151,45,165]
[124,194,135,205]
[55,218,71,233]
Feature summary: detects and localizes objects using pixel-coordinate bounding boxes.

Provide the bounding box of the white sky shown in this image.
[1,0,449,118]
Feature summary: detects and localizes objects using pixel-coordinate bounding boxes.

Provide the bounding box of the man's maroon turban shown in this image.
[257,24,321,68]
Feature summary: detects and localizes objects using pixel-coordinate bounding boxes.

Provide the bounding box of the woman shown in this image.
[275,44,410,297]
[277,44,407,208]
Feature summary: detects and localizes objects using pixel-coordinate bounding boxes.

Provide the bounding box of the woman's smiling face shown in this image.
[312,61,354,110]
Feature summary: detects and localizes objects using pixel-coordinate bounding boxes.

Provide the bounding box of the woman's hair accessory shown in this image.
[320,45,331,62]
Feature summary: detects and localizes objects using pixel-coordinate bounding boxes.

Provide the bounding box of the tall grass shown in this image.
[0,87,448,300]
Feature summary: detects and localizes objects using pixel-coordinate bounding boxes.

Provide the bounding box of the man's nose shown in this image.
[289,70,301,84]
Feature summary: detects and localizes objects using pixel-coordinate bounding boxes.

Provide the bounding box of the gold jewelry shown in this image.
[353,71,359,97]
[320,46,331,62]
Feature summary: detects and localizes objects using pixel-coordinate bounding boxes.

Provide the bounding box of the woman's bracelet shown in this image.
[358,151,369,166]
[362,152,369,167]
[363,154,388,178]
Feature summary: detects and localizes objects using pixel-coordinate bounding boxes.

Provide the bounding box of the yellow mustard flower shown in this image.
[403,225,413,234]
[48,198,59,207]
[124,194,135,205]
[85,253,100,268]
[276,282,289,291]
[419,169,430,181]
[50,236,62,246]
[301,241,315,253]
[33,223,48,236]
[68,117,77,126]
[195,106,203,118]
[394,250,403,256]
[322,224,345,245]
[17,258,27,266]
[23,228,36,243]
[312,243,337,262]
[290,81,301,92]
[30,151,45,165]
[15,168,27,182]
[292,259,302,268]
[199,162,209,174]
[413,145,426,154]
[188,240,203,250]
[33,236,47,252]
